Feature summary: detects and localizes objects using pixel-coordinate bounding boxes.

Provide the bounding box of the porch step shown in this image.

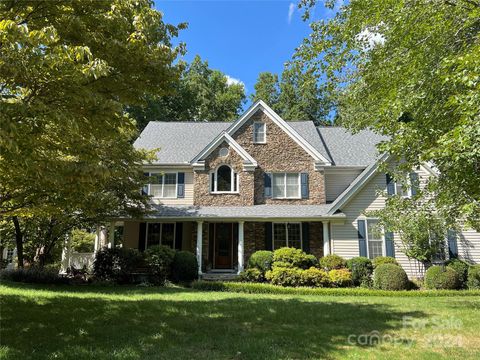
[201,272,239,282]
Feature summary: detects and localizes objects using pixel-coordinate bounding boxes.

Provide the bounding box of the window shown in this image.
[365,219,384,259]
[219,147,229,157]
[272,173,300,199]
[146,223,176,249]
[273,223,302,249]
[210,165,238,193]
[149,173,178,198]
[387,172,419,198]
[253,122,266,143]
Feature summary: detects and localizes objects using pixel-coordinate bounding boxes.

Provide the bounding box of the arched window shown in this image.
[211,165,238,193]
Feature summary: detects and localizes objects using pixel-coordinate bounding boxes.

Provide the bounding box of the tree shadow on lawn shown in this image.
[1,287,426,360]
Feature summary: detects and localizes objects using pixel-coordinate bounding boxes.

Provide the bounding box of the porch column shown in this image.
[237,221,245,274]
[322,221,330,256]
[196,221,203,275]
[108,222,115,249]
[60,233,72,274]
[94,226,100,252]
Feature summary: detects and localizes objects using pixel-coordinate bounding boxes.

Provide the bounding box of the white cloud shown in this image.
[226,75,245,88]
[287,3,295,24]
[356,26,385,51]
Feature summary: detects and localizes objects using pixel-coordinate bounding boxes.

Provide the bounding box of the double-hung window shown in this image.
[273,223,302,249]
[365,219,384,259]
[253,122,266,143]
[272,173,300,199]
[150,173,177,198]
[146,223,176,249]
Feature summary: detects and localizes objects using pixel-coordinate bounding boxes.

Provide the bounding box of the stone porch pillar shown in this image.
[322,221,330,256]
[237,221,245,274]
[196,221,203,275]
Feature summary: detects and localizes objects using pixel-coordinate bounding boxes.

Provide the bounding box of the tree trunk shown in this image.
[12,216,24,268]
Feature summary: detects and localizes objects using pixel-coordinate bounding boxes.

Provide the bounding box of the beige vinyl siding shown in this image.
[325,170,363,202]
[458,229,480,264]
[150,170,194,205]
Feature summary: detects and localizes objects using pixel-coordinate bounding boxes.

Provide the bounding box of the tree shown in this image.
[128,55,246,131]
[251,65,332,125]
[0,0,184,266]
[296,0,480,229]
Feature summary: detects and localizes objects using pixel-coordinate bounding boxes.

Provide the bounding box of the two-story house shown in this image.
[102,100,479,278]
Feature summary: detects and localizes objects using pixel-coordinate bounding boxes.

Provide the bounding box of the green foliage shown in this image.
[328,268,353,287]
[446,259,470,288]
[240,268,264,283]
[272,247,317,270]
[71,229,95,253]
[425,266,460,290]
[129,55,246,131]
[319,254,346,271]
[467,265,480,290]
[372,256,399,269]
[247,250,273,273]
[300,267,330,287]
[346,257,373,286]
[0,267,68,284]
[373,264,409,291]
[265,267,303,287]
[296,0,480,229]
[145,246,176,285]
[170,251,198,283]
[93,248,144,284]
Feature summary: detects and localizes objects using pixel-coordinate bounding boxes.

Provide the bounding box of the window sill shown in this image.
[271,197,302,200]
[210,191,240,195]
[151,196,178,199]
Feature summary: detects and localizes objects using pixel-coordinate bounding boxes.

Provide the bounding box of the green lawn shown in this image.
[1,283,479,360]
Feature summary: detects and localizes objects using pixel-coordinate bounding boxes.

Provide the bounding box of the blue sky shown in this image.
[155,1,335,104]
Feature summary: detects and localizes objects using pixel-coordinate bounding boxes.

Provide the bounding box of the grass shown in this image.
[1,282,480,360]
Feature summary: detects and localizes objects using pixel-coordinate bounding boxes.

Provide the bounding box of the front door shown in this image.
[214,223,233,269]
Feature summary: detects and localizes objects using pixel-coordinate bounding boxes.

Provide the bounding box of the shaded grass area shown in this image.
[1,282,479,360]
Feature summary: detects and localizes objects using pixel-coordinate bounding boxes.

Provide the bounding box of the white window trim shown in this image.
[145,222,176,249]
[148,172,178,199]
[210,165,239,194]
[362,217,386,259]
[393,179,412,198]
[272,173,301,199]
[272,222,303,250]
[253,121,266,144]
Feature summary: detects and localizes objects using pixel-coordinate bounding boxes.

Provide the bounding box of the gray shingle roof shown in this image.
[147,204,337,219]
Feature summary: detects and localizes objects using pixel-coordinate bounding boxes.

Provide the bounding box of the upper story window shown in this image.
[149,173,177,198]
[387,172,419,198]
[210,165,238,193]
[272,173,300,199]
[253,122,266,144]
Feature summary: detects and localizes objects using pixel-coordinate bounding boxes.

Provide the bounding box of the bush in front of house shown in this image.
[0,267,68,284]
[93,248,144,283]
[424,266,460,290]
[467,265,480,290]
[346,257,373,286]
[446,259,470,288]
[328,268,353,287]
[372,256,399,269]
[319,254,346,271]
[247,250,273,273]
[265,266,303,287]
[272,247,317,270]
[170,251,198,283]
[145,245,176,285]
[300,267,330,287]
[373,264,409,290]
[240,268,264,283]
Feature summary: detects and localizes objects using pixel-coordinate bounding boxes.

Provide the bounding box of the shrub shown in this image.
[328,268,353,287]
[0,267,68,284]
[93,248,144,283]
[265,267,303,287]
[372,256,399,269]
[145,245,176,285]
[300,267,330,287]
[319,254,346,271]
[346,257,373,286]
[373,264,409,290]
[240,268,264,283]
[467,265,480,290]
[272,247,317,270]
[425,266,460,290]
[171,251,198,283]
[446,259,470,287]
[247,251,273,273]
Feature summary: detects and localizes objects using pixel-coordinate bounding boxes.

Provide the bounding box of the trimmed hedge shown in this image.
[373,264,409,290]
[425,266,460,290]
[93,248,144,283]
[467,265,480,290]
[446,259,470,287]
[240,268,264,283]
[0,267,68,285]
[247,251,273,273]
[272,247,317,270]
[328,268,353,287]
[171,251,198,283]
[346,257,373,286]
[300,267,330,287]
[372,256,399,269]
[145,245,176,285]
[265,267,303,287]
[319,254,346,271]
[191,280,480,297]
